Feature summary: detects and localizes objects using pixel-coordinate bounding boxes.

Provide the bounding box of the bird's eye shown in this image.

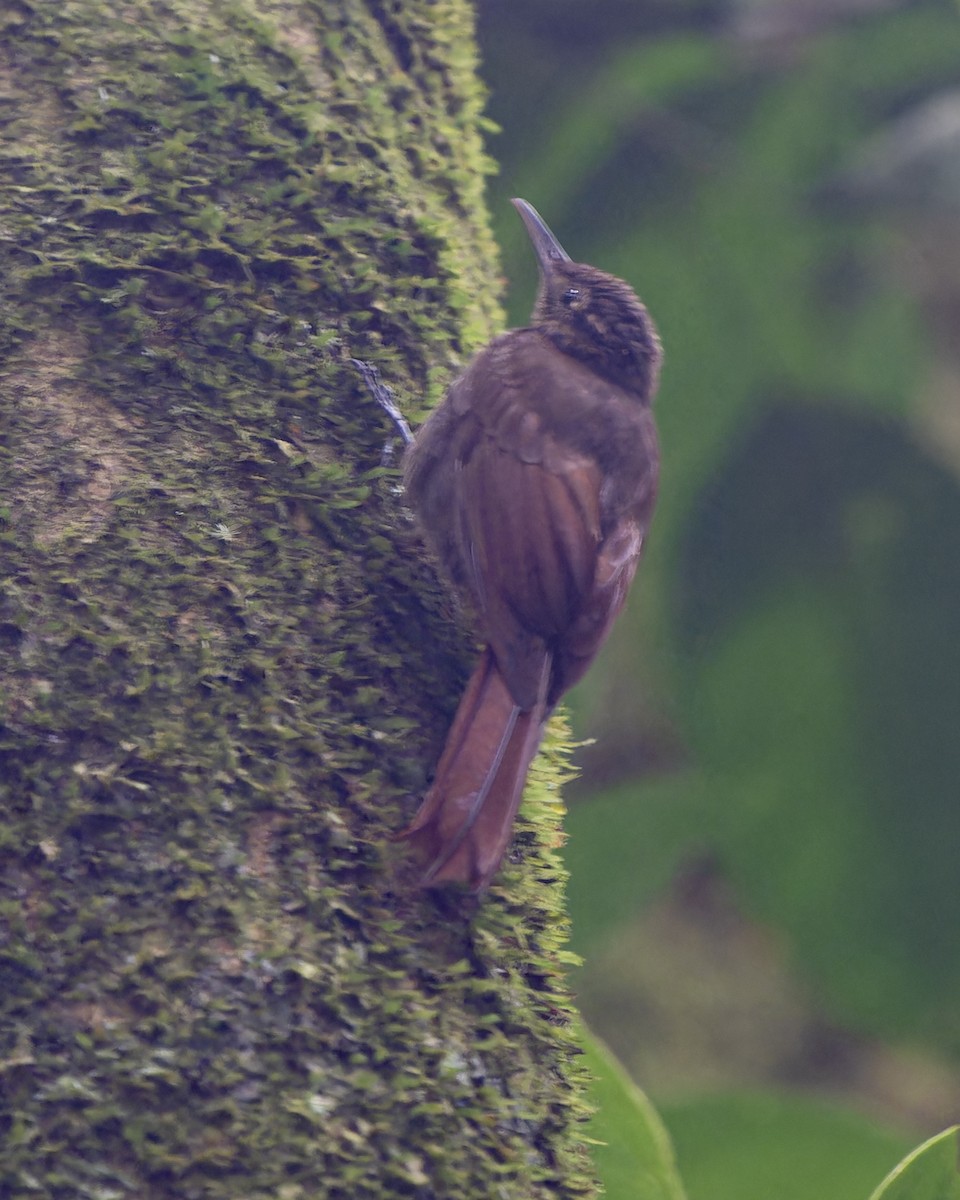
[561,287,580,306]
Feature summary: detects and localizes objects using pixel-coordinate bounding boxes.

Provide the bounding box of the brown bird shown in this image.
[399,199,662,891]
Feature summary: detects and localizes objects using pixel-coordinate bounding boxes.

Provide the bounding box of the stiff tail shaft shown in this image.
[399,647,548,890]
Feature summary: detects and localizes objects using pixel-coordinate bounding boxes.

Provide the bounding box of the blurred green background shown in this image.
[476,1,960,1194]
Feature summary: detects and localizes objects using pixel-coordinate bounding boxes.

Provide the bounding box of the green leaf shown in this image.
[868,1127,960,1200]
[661,1091,912,1200]
[579,1023,687,1200]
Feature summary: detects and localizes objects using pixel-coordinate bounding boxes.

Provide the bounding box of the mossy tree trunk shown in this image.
[0,3,595,1198]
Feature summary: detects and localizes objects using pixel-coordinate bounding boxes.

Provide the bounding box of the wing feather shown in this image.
[406,329,656,712]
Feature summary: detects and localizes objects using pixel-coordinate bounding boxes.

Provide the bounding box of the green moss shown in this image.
[0,2,594,1197]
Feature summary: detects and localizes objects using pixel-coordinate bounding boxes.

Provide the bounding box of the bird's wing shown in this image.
[550,514,643,703]
[449,334,648,710]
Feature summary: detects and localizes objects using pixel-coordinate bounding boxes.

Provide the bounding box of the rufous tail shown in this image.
[399,647,548,891]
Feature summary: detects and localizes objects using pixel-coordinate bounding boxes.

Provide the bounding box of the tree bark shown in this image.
[0,2,595,1197]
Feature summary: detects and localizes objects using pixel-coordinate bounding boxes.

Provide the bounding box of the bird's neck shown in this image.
[538,325,657,403]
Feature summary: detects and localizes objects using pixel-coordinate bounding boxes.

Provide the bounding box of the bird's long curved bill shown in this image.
[511,198,571,271]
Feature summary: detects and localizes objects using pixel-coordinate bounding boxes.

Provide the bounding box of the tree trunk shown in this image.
[0,3,595,1197]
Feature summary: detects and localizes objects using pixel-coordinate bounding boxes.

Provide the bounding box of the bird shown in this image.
[397,198,662,891]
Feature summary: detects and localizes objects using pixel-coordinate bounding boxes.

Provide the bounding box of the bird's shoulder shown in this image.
[451,328,614,418]
[451,328,656,478]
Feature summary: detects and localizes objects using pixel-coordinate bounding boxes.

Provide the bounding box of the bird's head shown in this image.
[512,198,662,402]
